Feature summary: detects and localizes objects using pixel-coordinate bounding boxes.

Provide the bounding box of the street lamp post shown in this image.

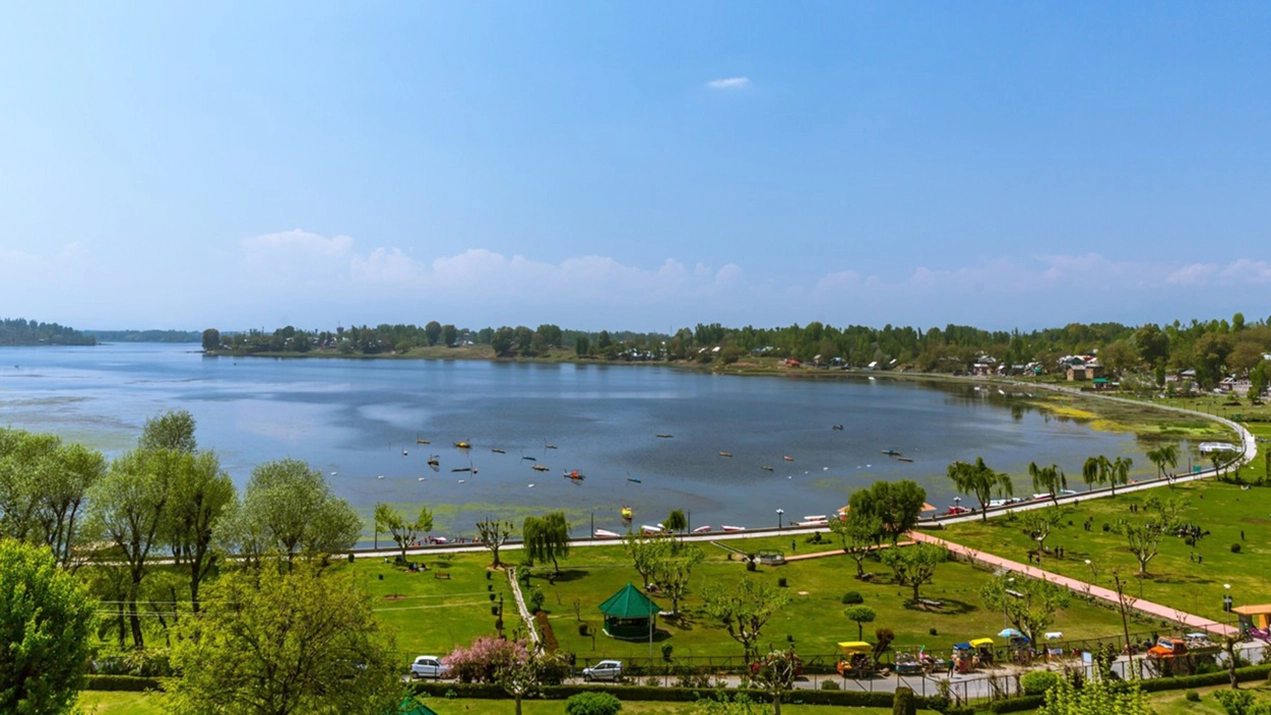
[776,509,784,531]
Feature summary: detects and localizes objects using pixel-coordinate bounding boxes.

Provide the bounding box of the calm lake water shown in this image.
[0,343,1145,536]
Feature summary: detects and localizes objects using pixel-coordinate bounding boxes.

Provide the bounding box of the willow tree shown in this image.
[523,511,569,573]
[1028,462,1067,505]
[947,458,1012,521]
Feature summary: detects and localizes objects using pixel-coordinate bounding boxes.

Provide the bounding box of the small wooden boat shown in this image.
[427,455,440,466]
[656,433,674,439]
[594,529,621,538]
[718,451,733,458]
[451,467,472,473]
[620,506,633,520]
[563,470,585,481]
[531,464,550,472]
[721,525,745,532]
[641,524,664,535]
[760,465,774,472]
[491,448,506,454]
[626,476,641,483]
[898,457,914,463]
[545,443,558,450]
[416,438,430,445]
[832,424,844,431]
[783,456,794,462]
[692,525,713,534]
[521,455,537,461]
[881,449,901,456]
[454,441,472,449]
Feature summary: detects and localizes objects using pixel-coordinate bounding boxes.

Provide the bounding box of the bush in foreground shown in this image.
[565,691,623,715]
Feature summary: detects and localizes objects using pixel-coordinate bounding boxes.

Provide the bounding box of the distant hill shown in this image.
[0,318,96,346]
[85,329,200,343]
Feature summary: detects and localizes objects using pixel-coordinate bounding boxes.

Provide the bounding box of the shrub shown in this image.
[892,686,916,715]
[661,643,673,662]
[84,675,163,692]
[841,591,864,604]
[778,577,788,587]
[820,680,841,690]
[1185,690,1201,702]
[1102,523,1111,532]
[528,586,546,613]
[565,691,623,715]
[1232,543,1242,553]
[1020,670,1061,696]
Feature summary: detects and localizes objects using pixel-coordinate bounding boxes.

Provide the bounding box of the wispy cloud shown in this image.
[706,76,751,90]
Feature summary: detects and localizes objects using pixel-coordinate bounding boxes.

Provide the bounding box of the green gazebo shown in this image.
[598,583,662,641]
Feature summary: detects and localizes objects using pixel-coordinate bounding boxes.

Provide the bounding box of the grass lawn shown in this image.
[352,534,1132,666]
[1147,681,1271,715]
[940,480,1271,623]
[77,691,169,715]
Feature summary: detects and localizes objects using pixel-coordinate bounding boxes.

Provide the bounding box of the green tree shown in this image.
[664,508,688,535]
[476,518,515,569]
[491,327,516,357]
[165,451,235,613]
[1020,508,1061,556]
[168,560,401,715]
[441,324,458,347]
[575,335,590,357]
[848,479,927,543]
[652,542,704,616]
[535,324,563,348]
[424,320,442,346]
[0,538,96,715]
[138,409,198,453]
[1081,455,1108,492]
[201,328,220,351]
[623,533,671,589]
[523,511,570,573]
[979,573,1070,645]
[227,458,361,564]
[1249,361,1269,402]
[495,645,559,715]
[1028,462,1067,505]
[1109,456,1133,495]
[828,511,883,577]
[877,543,946,603]
[86,448,177,649]
[0,430,106,566]
[1146,444,1179,483]
[946,458,1011,521]
[375,503,434,565]
[843,604,876,641]
[700,576,791,662]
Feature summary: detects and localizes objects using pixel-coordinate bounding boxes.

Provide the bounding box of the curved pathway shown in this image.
[907,530,1238,637]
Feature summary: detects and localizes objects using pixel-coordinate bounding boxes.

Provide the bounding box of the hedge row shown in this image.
[84,675,165,692]
[1138,663,1271,692]
[978,663,1271,713]
[411,681,911,708]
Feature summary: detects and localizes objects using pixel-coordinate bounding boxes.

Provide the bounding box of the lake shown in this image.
[0,343,1145,537]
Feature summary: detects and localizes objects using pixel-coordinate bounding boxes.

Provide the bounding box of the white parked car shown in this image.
[582,660,623,682]
[410,655,452,679]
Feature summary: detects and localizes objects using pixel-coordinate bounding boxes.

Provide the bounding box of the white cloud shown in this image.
[706,76,751,90]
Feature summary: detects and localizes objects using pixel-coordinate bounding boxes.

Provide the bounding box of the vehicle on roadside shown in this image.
[410,655,452,679]
[582,660,624,682]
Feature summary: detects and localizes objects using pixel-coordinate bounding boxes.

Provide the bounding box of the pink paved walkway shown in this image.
[907,531,1237,638]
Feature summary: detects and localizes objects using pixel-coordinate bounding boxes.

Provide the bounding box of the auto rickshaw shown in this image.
[835,641,876,678]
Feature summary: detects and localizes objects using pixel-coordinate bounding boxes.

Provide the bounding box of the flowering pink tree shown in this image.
[443,636,530,683]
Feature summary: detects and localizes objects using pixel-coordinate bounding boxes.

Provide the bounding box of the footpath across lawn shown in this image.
[940,480,1271,623]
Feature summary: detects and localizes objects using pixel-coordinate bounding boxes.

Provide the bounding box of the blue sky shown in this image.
[2,2,1269,333]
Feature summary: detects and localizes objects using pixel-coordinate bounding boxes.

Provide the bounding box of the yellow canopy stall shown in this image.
[969,638,995,649]
[838,641,873,654]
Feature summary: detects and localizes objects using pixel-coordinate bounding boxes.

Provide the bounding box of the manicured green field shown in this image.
[354,534,1132,666]
[77,690,169,715]
[940,480,1271,623]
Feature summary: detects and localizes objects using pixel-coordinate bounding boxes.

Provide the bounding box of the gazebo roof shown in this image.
[598,582,661,618]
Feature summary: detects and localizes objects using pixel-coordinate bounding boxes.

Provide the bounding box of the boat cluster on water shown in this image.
[403,425,917,536]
